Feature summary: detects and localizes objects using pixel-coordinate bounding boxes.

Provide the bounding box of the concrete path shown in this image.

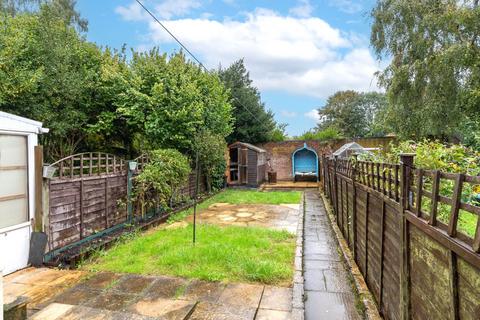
[303,190,362,320]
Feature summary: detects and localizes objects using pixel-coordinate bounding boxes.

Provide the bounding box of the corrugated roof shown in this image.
[228,141,266,153]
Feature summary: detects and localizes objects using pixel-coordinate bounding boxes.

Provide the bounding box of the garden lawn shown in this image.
[169,189,302,222]
[82,224,296,285]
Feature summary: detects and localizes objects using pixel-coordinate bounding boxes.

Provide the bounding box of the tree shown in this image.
[102,49,233,157]
[296,128,343,141]
[0,0,87,31]
[317,91,388,138]
[371,0,480,141]
[270,123,288,142]
[0,7,101,160]
[218,59,278,144]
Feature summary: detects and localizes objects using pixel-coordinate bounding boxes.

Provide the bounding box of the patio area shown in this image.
[5,268,293,320]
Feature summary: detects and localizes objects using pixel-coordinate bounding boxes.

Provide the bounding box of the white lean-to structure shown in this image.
[0,111,48,277]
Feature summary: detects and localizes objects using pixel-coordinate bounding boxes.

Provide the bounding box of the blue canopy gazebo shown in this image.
[292,143,319,181]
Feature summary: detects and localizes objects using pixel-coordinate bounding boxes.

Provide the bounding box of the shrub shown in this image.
[194,131,227,191]
[134,149,191,216]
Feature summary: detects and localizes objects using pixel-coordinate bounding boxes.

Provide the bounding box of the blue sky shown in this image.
[76,0,381,136]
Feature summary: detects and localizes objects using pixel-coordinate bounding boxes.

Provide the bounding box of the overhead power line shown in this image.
[134,0,266,126]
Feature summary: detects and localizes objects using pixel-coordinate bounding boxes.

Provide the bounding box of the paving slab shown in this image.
[188,301,257,320]
[79,272,123,290]
[113,274,156,294]
[85,290,138,311]
[304,292,362,320]
[52,286,102,306]
[143,276,189,300]
[217,283,264,308]
[180,279,226,303]
[303,190,362,320]
[259,286,292,312]
[128,297,196,319]
[256,309,292,320]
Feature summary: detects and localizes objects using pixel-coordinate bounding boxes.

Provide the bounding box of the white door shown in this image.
[0,134,31,275]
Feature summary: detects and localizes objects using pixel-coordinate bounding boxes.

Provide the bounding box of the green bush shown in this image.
[359,140,480,236]
[195,131,227,191]
[361,140,480,175]
[134,149,191,215]
[296,128,343,141]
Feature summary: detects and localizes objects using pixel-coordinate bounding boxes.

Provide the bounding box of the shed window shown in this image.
[0,135,28,229]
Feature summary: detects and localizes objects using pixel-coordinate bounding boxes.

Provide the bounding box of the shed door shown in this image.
[0,134,30,274]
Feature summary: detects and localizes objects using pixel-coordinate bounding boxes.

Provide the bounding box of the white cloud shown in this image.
[115,2,146,21]
[305,109,320,122]
[116,0,201,21]
[118,4,380,98]
[329,0,363,14]
[289,0,314,18]
[281,110,298,118]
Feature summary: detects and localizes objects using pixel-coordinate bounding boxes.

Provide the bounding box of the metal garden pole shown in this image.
[193,149,200,244]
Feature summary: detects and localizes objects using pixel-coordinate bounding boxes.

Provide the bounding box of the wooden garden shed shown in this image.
[227,142,267,187]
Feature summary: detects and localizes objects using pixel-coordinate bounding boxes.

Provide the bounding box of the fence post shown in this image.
[351,154,358,261]
[399,153,415,320]
[126,161,137,223]
[34,146,44,232]
[333,155,339,221]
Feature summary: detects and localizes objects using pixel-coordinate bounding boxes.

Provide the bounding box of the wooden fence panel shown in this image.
[355,188,368,276]
[46,152,207,252]
[321,155,480,320]
[382,202,401,320]
[457,257,480,319]
[409,224,451,320]
[366,193,383,303]
[48,173,127,250]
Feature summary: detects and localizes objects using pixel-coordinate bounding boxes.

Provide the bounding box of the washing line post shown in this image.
[193,149,200,244]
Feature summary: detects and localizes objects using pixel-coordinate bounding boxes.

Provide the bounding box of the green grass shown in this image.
[82,224,296,285]
[169,189,302,222]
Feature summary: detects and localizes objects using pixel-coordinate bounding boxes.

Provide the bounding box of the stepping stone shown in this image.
[221,216,237,222]
[209,203,230,208]
[236,212,254,218]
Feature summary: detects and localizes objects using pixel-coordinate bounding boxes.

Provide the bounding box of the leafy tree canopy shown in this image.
[371,0,480,141]
[317,90,388,138]
[218,59,279,144]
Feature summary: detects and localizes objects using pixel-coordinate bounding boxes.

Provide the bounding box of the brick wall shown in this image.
[257,137,395,181]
